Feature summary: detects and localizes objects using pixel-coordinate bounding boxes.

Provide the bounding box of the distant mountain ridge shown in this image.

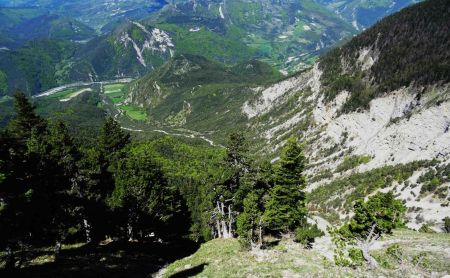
[0,0,430,96]
[0,0,168,31]
[316,0,420,30]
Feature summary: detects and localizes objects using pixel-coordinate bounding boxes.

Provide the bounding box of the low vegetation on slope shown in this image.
[159,230,450,278]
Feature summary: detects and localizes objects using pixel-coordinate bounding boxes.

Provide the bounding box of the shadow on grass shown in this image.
[264,239,281,249]
[168,263,208,278]
[0,239,199,278]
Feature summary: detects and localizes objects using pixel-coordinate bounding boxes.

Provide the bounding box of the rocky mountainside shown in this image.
[127,0,450,230]
[77,20,176,80]
[0,19,177,96]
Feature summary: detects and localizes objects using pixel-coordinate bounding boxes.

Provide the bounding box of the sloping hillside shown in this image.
[77,20,176,80]
[127,0,450,230]
[157,230,450,277]
[243,0,450,229]
[124,54,281,139]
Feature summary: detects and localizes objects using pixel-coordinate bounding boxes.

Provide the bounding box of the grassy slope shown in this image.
[160,229,450,277]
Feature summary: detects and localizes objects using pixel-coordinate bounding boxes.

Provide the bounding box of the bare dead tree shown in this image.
[210,197,236,239]
[353,224,380,269]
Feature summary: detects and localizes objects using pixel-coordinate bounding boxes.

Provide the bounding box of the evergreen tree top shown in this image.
[275,137,307,188]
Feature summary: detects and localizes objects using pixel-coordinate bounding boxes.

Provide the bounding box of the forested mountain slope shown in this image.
[152,0,356,71]
[127,0,450,230]
[0,1,449,276]
[0,8,95,48]
[0,20,176,96]
[123,54,280,138]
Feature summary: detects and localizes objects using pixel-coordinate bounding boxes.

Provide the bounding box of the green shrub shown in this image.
[335,155,372,173]
[348,248,364,266]
[412,252,430,269]
[338,191,406,239]
[386,243,403,261]
[419,224,435,233]
[310,160,431,212]
[294,224,324,248]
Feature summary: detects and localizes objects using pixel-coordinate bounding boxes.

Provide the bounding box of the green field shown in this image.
[121,105,147,121]
[108,91,126,104]
[105,83,126,104]
[46,89,76,100]
[104,84,125,94]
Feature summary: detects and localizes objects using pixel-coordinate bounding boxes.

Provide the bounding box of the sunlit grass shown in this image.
[122,105,147,121]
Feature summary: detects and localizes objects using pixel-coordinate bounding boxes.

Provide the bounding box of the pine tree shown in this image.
[0,130,29,269]
[0,93,48,269]
[98,116,130,164]
[212,131,251,239]
[263,137,307,234]
[275,137,307,188]
[109,151,175,241]
[236,191,264,247]
[9,91,46,140]
[76,117,131,242]
[335,191,406,268]
[25,120,81,260]
[339,191,406,238]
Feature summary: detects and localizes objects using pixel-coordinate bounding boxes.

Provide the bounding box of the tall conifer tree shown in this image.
[264,137,307,233]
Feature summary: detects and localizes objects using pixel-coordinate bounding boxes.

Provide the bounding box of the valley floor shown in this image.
[157,230,450,278]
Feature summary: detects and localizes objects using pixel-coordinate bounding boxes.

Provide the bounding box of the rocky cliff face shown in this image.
[244,57,449,231]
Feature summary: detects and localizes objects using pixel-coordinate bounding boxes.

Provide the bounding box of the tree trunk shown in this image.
[361,247,378,268]
[5,245,15,270]
[54,240,62,262]
[258,217,263,246]
[220,202,230,238]
[216,220,222,238]
[221,220,229,238]
[357,224,379,269]
[127,222,134,241]
[83,218,92,243]
[228,204,233,238]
